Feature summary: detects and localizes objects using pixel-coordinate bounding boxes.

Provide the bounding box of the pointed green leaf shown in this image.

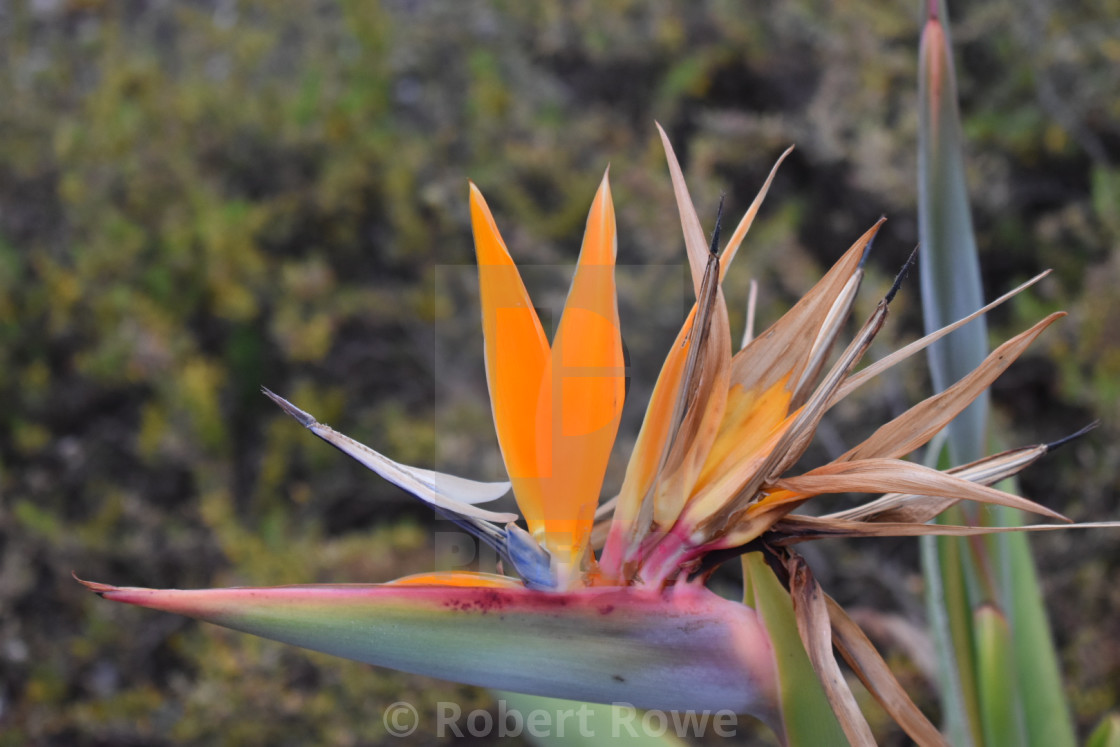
[973,604,1027,746]
[918,5,1075,746]
[1087,714,1120,747]
[927,514,982,746]
[918,0,988,463]
[990,502,1076,747]
[742,552,845,746]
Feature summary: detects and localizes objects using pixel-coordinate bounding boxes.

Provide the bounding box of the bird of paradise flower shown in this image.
[79,126,1109,745]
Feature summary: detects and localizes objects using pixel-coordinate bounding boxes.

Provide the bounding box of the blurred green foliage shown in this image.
[0,0,1117,744]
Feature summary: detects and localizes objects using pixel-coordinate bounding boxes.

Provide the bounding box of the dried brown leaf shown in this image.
[602,133,732,572]
[775,458,1068,522]
[825,596,949,747]
[787,552,876,747]
[697,294,891,536]
[656,122,709,296]
[730,220,881,398]
[721,146,794,272]
[655,252,732,526]
[769,514,1118,545]
[826,444,1048,523]
[837,313,1064,463]
[834,271,1051,402]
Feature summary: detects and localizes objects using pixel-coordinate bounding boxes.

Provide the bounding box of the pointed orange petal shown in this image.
[652,253,731,526]
[689,379,794,501]
[601,134,737,575]
[601,254,731,577]
[600,316,691,573]
[387,571,525,588]
[470,183,550,530]
[535,171,625,571]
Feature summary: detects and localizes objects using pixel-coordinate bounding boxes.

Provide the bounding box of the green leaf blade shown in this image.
[917,0,989,465]
[742,552,846,746]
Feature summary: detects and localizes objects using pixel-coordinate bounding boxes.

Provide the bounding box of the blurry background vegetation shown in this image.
[1,0,1117,744]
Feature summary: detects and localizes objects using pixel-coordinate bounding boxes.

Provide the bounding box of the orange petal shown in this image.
[535,171,625,571]
[387,571,525,588]
[651,253,731,527]
[470,184,550,532]
[601,137,733,576]
[600,313,692,574]
[689,379,794,502]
